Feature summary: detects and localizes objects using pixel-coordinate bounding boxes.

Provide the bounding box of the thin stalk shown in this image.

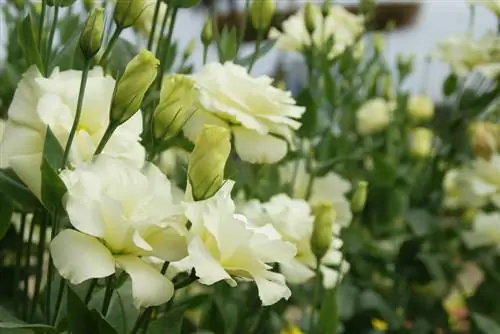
[52,279,66,325]
[99,27,123,67]
[202,45,208,65]
[30,212,47,322]
[45,209,60,325]
[247,29,264,73]
[155,5,172,58]
[156,7,178,91]
[94,123,117,156]
[45,4,60,70]
[309,259,322,333]
[15,214,26,318]
[147,0,162,50]
[37,0,46,48]
[61,60,91,167]
[237,0,251,48]
[101,277,114,315]
[84,279,98,304]
[23,215,36,319]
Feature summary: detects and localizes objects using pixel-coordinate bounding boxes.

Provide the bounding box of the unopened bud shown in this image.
[470,122,499,160]
[79,8,105,59]
[383,74,395,100]
[8,0,24,10]
[373,33,385,55]
[182,39,197,60]
[304,2,317,35]
[83,0,94,11]
[351,181,368,213]
[114,0,146,28]
[153,74,199,141]
[111,50,159,125]
[397,53,415,81]
[311,202,335,261]
[407,95,434,123]
[321,0,330,17]
[201,18,213,46]
[250,0,276,31]
[188,125,231,201]
[409,127,434,159]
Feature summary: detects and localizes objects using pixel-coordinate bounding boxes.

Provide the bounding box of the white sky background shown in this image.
[0,1,498,101]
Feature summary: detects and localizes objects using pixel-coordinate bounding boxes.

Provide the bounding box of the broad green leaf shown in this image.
[316,288,338,334]
[471,313,500,334]
[443,73,458,97]
[17,15,44,74]
[0,323,58,333]
[40,127,67,211]
[0,169,39,210]
[404,209,436,237]
[0,196,14,241]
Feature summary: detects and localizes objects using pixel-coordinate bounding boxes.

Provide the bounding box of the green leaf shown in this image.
[0,196,14,241]
[359,290,403,329]
[316,288,338,334]
[108,38,139,75]
[471,313,500,334]
[295,88,318,138]
[0,323,58,333]
[17,15,44,74]
[147,309,184,334]
[0,169,40,210]
[235,40,276,67]
[0,306,31,334]
[67,286,117,334]
[40,127,67,211]
[48,28,81,73]
[404,209,436,237]
[443,73,458,97]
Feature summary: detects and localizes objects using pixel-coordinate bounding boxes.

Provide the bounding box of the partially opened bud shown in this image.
[114,0,146,28]
[304,2,316,35]
[407,95,434,123]
[188,125,231,201]
[110,50,159,125]
[470,122,499,160]
[351,181,368,213]
[153,74,199,141]
[79,8,105,59]
[409,127,434,159]
[250,0,276,31]
[201,18,213,46]
[311,202,335,261]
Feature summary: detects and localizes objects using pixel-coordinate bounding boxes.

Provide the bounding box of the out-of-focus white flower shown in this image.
[133,0,168,38]
[356,98,394,136]
[239,194,350,288]
[467,0,500,16]
[407,95,434,123]
[0,66,145,200]
[280,159,353,227]
[181,181,296,306]
[50,156,186,308]
[443,168,495,209]
[409,127,434,159]
[435,32,500,77]
[269,4,364,59]
[185,62,305,164]
[157,148,189,179]
[463,211,500,251]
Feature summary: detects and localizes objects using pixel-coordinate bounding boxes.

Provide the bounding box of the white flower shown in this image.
[184,62,305,164]
[240,194,349,288]
[50,156,186,308]
[269,4,364,59]
[0,66,145,200]
[443,168,495,209]
[356,98,393,136]
[462,211,500,251]
[280,159,353,227]
[181,181,296,306]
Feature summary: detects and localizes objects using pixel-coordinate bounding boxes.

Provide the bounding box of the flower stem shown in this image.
[61,60,91,168]
[45,3,60,70]
[248,29,264,73]
[99,27,123,68]
[309,259,322,333]
[37,0,47,49]
[30,211,47,322]
[23,215,35,319]
[202,45,208,65]
[14,214,26,318]
[52,279,66,325]
[84,279,98,304]
[101,276,114,315]
[155,5,172,58]
[156,7,178,91]
[94,123,117,156]
[147,0,162,51]
[237,0,251,48]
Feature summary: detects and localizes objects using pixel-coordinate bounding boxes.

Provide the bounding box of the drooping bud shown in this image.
[311,202,335,261]
[469,122,499,160]
[407,94,435,123]
[250,0,276,31]
[321,0,330,17]
[153,74,199,141]
[351,181,368,213]
[79,8,105,59]
[188,125,231,201]
[110,50,159,125]
[409,127,434,159]
[114,0,146,29]
[201,18,213,46]
[304,2,317,35]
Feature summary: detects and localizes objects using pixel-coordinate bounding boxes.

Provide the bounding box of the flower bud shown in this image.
[373,33,385,55]
[114,0,146,28]
[201,18,213,46]
[469,122,499,160]
[351,181,368,213]
[356,98,393,135]
[153,74,199,141]
[250,0,276,31]
[311,202,335,261]
[8,0,24,10]
[409,127,434,159]
[397,53,414,81]
[304,2,316,35]
[79,8,105,59]
[188,125,231,201]
[182,39,197,60]
[110,50,159,125]
[407,95,434,123]
[83,0,94,11]
[321,0,330,17]
[32,2,42,14]
[383,74,395,100]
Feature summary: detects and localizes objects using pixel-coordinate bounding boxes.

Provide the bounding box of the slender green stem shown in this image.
[45,4,60,70]
[99,27,123,67]
[148,0,162,51]
[15,214,26,319]
[23,215,35,319]
[202,45,208,65]
[52,279,66,325]
[30,211,47,322]
[309,259,322,333]
[84,279,98,304]
[237,0,251,48]
[248,29,264,73]
[156,7,178,91]
[61,60,90,168]
[45,209,60,325]
[101,277,114,315]
[155,5,172,58]
[94,123,117,156]
[37,0,46,49]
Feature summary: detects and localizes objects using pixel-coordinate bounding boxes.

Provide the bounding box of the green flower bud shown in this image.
[351,181,368,213]
[321,0,330,17]
[153,74,199,141]
[373,33,385,55]
[201,18,213,46]
[304,2,317,35]
[114,0,146,28]
[83,0,95,11]
[79,8,105,59]
[311,202,335,261]
[111,50,159,125]
[250,0,276,31]
[8,0,24,10]
[188,125,231,201]
[409,127,434,159]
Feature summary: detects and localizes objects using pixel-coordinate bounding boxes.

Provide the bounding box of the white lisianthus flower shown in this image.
[240,194,349,288]
[269,4,364,59]
[356,98,394,136]
[0,66,145,200]
[50,156,187,308]
[462,211,500,251]
[184,62,305,164]
[181,181,296,306]
[280,159,353,227]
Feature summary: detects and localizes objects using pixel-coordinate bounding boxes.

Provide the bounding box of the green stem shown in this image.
[202,45,208,65]
[237,0,251,48]
[23,215,35,319]
[45,209,60,325]
[101,277,114,315]
[94,123,117,156]
[147,0,162,51]
[30,211,47,322]
[84,279,98,304]
[61,60,91,168]
[15,214,26,319]
[45,4,60,70]
[37,0,47,49]
[247,29,263,73]
[156,7,178,91]
[309,259,322,333]
[99,27,123,67]
[52,279,66,325]
[155,5,172,58]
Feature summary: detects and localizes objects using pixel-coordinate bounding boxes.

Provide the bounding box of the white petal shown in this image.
[65,195,106,238]
[50,230,115,285]
[232,127,287,164]
[9,153,43,201]
[280,259,315,284]
[320,265,340,289]
[115,255,174,308]
[188,236,234,286]
[146,228,188,262]
[253,270,291,306]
